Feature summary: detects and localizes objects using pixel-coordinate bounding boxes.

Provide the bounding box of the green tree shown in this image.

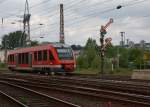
[31,40,39,46]
[1,31,39,49]
[1,31,22,49]
[119,47,129,68]
[128,48,142,67]
[77,38,100,69]
[105,45,117,58]
[91,55,101,69]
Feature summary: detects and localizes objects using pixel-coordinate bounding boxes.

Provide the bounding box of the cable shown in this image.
[33,0,150,36]
[30,0,51,9]
[3,0,53,19]
[31,0,112,26]
[0,0,8,4]
[2,0,150,36]
[124,0,149,7]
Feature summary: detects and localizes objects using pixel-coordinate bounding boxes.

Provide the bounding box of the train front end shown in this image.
[54,43,76,72]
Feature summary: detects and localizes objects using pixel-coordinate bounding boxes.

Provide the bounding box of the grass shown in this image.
[0,63,7,68]
[74,68,134,76]
[75,68,99,74]
[20,97,28,105]
[0,63,8,73]
[109,68,134,76]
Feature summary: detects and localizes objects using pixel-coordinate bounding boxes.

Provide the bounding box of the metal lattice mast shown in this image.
[22,0,31,47]
[60,4,65,44]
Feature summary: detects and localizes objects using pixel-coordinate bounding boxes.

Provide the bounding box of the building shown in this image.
[0,50,5,63]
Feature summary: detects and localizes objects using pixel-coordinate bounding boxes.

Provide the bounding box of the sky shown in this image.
[0,0,150,46]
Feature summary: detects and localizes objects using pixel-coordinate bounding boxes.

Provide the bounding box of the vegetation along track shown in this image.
[0,80,80,107]
[0,77,150,107]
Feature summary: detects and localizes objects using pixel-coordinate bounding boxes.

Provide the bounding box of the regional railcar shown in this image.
[7,43,76,73]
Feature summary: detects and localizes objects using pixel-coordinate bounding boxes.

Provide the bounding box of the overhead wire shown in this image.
[29,0,113,29]
[33,0,150,39]
[35,0,145,28]
[1,0,150,39]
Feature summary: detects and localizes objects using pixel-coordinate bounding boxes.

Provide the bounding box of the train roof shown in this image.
[8,43,71,54]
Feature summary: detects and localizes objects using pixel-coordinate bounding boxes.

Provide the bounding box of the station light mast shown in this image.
[60,4,65,44]
[21,0,31,47]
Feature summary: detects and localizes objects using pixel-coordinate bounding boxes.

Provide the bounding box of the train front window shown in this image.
[56,48,73,60]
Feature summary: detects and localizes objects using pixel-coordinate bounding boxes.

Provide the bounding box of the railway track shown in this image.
[0,72,150,95]
[0,90,27,107]
[1,71,150,83]
[0,77,150,107]
[0,72,150,107]
[1,72,150,95]
[0,80,80,107]
[49,76,150,95]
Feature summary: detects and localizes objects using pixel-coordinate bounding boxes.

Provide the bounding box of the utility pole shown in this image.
[4,36,7,64]
[127,39,129,47]
[100,18,113,77]
[1,18,7,63]
[60,4,65,44]
[120,32,125,47]
[117,47,120,68]
[21,0,31,47]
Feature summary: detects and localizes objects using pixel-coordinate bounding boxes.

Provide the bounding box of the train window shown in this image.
[10,55,11,62]
[38,51,42,61]
[56,48,73,60]
[13,55,14,62]
[22,53,25,64]
[10,55,11,61]
[18,53,21,64]
[25,53,29,64]
[9,54,14,62]
[8,55,10,62]
[49,50,54,60]
[12,55,14,62]
[34,52,37,61]
[43,50,47,61]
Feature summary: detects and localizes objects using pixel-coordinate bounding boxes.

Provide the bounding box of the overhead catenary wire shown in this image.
[0,0,9,4]
[29,0,114,28]
[32,0,149,29]
[0,0,150,40]
[46,0,148,28]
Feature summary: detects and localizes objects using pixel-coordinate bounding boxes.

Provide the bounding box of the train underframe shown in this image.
[8,64,74,75]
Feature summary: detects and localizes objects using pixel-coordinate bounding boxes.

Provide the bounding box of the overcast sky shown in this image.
[0,0,150,46]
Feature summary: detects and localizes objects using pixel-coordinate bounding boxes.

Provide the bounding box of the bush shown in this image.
[108,68,133,76]
[0,63,7,68]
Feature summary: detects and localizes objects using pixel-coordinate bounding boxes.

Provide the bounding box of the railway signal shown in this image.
[100,18,113,77]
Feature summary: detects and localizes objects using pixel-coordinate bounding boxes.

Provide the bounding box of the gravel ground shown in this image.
[0,94,22,107]
[21,84,147,107]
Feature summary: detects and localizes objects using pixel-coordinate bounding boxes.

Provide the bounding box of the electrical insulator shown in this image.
[116,5,122,9]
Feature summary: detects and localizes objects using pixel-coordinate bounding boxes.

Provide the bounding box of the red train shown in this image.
[7,43,76,73]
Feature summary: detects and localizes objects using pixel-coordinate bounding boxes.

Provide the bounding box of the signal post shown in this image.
[100,18,113,77]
